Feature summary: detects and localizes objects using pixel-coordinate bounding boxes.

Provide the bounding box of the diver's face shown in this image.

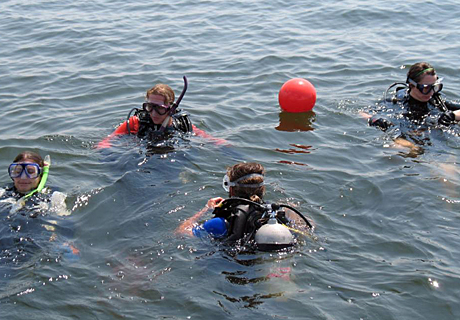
[409,74,437,102]
[147,94,170,125]
[12,162,41,194]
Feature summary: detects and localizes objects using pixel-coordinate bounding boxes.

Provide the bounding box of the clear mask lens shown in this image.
[143,102,170,115]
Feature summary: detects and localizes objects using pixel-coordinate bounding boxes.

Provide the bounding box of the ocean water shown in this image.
[1,0,459,319]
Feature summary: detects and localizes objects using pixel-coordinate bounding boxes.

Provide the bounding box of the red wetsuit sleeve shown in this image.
[191,124,229,146]
[97,116,140,149]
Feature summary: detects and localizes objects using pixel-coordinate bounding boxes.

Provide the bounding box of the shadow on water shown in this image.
[275,111,316,132]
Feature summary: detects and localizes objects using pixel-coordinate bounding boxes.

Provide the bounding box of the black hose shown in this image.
[217,197,313,229]
[278,204,313,229]
[384,82,408,103]
[126,108,139,135]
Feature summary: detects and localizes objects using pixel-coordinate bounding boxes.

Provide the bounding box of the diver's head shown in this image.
[406,62,442,102]
[224,162,265,202]
[144,84,175,125]
[9,151,44,194]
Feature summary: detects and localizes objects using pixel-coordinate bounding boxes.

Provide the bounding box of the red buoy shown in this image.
[278,78,316,112]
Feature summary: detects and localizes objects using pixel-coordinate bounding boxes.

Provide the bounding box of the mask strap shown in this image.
[413,67,435,79]
[228,173,265,188]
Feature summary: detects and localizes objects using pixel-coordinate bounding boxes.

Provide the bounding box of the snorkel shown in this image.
[29,154,50,196]
[10,155,51,214]
[159,76,188,132]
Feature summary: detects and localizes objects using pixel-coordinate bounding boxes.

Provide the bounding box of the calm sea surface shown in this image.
[1,0,460,319]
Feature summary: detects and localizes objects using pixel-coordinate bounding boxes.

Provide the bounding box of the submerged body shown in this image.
[193,198,312,251]
[370,88,460,132]
[97,81,226,149]
[367,62,460,151]
[1,151,77,282]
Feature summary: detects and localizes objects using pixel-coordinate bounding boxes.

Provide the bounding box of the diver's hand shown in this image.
[207,197,224,209]
[369,117,392,131]
[438,111,456,126]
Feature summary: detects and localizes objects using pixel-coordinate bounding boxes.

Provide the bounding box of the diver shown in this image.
[175,162,313,251]
[1,150,60,215]
[97,76,227,148]
[368,62,460,131]
[0,151,78,270]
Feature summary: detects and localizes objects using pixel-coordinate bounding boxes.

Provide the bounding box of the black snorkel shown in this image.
[159,75,188,132]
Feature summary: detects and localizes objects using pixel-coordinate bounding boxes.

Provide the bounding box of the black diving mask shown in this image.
[142,102,171,115]
[408,78,443,95]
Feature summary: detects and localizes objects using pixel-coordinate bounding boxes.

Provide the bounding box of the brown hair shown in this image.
[13,151,44,167]
[227,162,265,203]
[406,62,436,83]
[146,84,175,106]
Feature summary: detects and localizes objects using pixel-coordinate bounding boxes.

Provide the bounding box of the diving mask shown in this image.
[9,163,41,179]
[222,173,264,192]
[408,77,443,95]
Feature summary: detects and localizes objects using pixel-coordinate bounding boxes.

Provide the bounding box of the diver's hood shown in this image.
[255,218,294,251]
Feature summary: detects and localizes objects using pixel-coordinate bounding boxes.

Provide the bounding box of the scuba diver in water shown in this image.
[368,62,460,132]
[97,77,226,149]
[0,151,78,270]
[176,162,313,251]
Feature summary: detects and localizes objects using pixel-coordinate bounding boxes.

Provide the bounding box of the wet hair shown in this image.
[13,151,44,168]
[227,162,265,203]
[146,84,175,106]
[406,62,436,83]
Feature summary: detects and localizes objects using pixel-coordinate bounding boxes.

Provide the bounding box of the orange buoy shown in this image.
[278,78,316,112]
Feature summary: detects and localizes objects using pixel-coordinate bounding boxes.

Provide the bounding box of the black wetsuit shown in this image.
[370,90,460,131]
[136,110,193,140]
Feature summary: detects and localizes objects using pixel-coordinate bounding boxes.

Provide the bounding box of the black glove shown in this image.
[438,111,456,126]
[369,118,392,131]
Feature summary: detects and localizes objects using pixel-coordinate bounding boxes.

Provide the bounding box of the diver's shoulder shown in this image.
[172,111,193,133]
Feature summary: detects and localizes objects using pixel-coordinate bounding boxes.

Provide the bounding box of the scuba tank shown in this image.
[254,204,294,251]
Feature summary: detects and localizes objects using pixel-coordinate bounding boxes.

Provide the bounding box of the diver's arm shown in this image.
[368,117,393,131]
[97,116,140,149]
[175,197,224,236]
[360,112,393,131]
[444,100,460,112]
[191,125,230,146]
